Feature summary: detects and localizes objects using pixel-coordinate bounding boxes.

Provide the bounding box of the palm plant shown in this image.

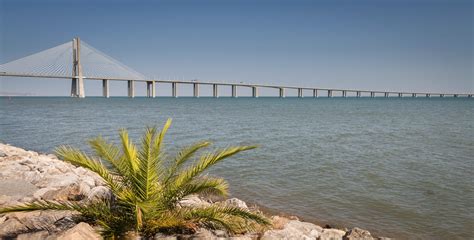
[0,119,270,238]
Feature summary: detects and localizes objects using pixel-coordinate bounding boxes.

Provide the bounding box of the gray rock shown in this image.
[16,230,50,240]
[261,220,322,240]
[213,229,227,237]
[79,181,92,196]
[192,228,217,239]
[6,210,75,232]
[87,186,112,202]
[224,198,248,210]
[343,227,374,240]
[154,233,178,240]
[0,218,28,237]
[56,222,101,240]
[81,176,96,188]
[42,184,84,201]
[0,179,38,197]
[179,195,210,208]
[0,195,13,206]
[320,228,346,240]
[33,187,59,200]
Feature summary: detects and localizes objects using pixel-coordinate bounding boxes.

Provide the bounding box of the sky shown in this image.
[0,0,472,96]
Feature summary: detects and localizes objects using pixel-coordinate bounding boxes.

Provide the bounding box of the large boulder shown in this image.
[343,227,374,240]
[178,195,210,208]
[319,228,346,240]
[0,218,29,238]
[56,222,101,240]
[6,210,76,232]
[87,186,112,202]
[16,230,50,240]
[41,184,85,201]
[224,198,248,210]
[262,220,322,240]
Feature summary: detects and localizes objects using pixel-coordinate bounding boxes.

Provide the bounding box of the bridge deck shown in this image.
[1,72,471,96]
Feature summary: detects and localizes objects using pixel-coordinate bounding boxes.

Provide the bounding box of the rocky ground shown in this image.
[0,143,390,240]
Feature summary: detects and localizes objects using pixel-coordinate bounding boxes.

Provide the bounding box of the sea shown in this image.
[0,97,473,239]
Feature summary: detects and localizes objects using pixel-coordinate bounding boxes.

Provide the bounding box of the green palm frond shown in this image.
[119,128,139,173]
[164,141,211,184]
[182,205,270,234]
[136,127,162,201]
[55,146,122,192]
[0,200,80,214]
[172,177,228,205]
[172,146,256,192]
[88,136,128,176]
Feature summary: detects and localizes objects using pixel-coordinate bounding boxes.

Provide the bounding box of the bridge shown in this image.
[1,37,472,98]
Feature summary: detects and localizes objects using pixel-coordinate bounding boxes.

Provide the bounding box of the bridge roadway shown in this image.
[1,72,472,98]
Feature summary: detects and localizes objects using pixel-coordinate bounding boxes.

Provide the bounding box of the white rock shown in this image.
[33,187,58,200]
[40,173,79,188]
[22,170,43,183]
[343,227,374,240]
[79,182,92,196]
[87,186,112,202]
[262,220,322,240]
[224,198,248,210]
[56,222,101,240]
[16,230,50,240]
[179,195,210,207]
[319,228,346,240]
[0,218,28,237]
[81,175,96,187]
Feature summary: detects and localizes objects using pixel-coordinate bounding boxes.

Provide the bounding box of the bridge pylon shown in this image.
[71,37,85,98]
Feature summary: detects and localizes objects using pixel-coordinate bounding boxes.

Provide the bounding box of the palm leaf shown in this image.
[172,146,256,192]
[88,136,129,176]
[55,146,122,192]
[119,129,139,173]
[164,141,211,184]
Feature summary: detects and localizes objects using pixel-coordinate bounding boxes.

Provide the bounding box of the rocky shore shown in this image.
[0,143,389,240]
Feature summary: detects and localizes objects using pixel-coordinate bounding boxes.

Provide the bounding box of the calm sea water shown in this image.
[0,97,473,239]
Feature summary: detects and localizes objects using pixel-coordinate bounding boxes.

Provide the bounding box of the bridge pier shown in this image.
[127,80,135,98]
[232,85,237,98]
[102,79,109,98]
[398,93,402,98]
[356,91,361,98]
[370,92,375,98]
[440,94,444,98]
[71,37,84,98]
[454,94,458,98]
[213,84,219,98]
[71,79,77,97]
[172,82,177,98]
[146,81,155,98]
[384,92,389,98]
[313,89,318,98]
[298,88,303,98]
[426,93,430,98]
[279,88,285,98]
[328,90,332,98]
[193,83,199,97]
[412,93,416,98]
[252,86,258,98]
[342,90,346,98]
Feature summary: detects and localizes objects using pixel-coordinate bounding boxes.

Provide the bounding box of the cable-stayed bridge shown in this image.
[1,37,472,98]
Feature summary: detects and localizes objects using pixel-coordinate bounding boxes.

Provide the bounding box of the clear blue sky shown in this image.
[0,0,472,96]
